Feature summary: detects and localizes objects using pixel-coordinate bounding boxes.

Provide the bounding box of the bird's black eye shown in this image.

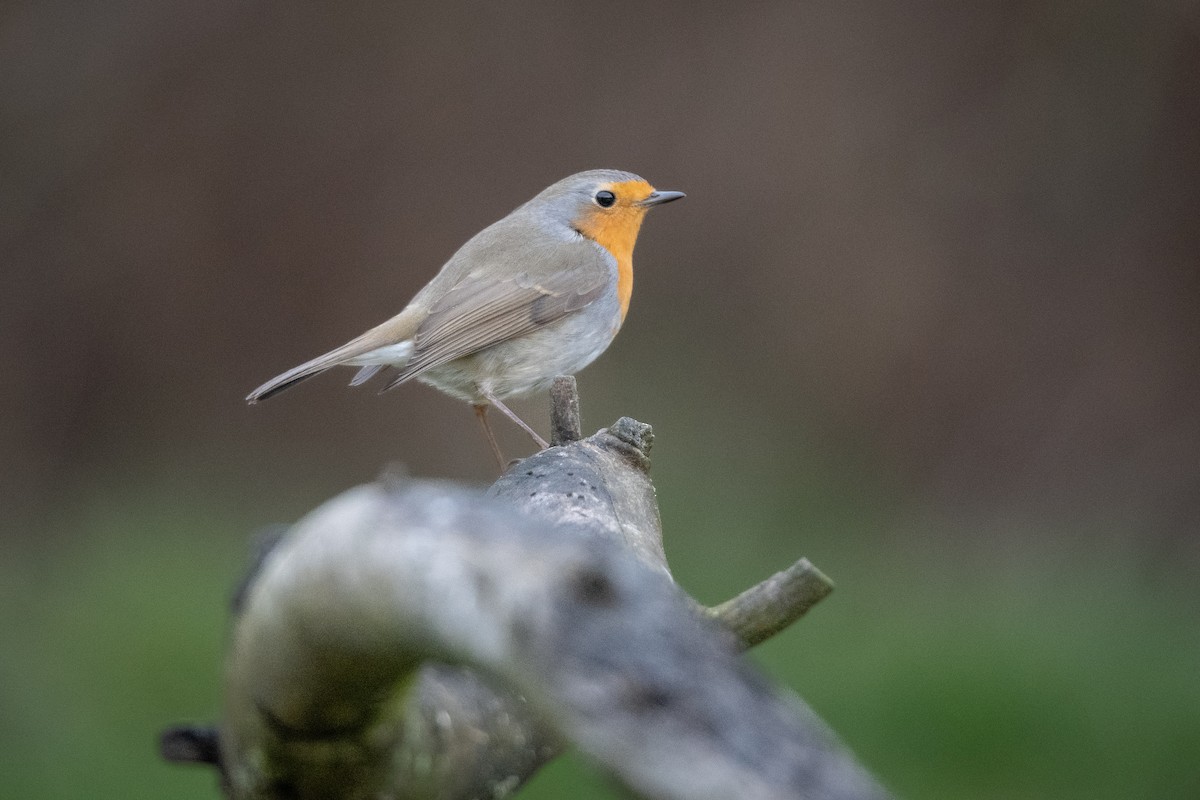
[594,190,616,208]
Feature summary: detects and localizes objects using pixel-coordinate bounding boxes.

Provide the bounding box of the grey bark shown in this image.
[162,378,888,800]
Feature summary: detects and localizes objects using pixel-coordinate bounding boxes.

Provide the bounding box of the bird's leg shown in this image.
[482,391,550,450]
[473,404,507,471]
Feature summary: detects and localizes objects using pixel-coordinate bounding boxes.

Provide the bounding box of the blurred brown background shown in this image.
[5,1,1198,545]
[3,2,1198,799]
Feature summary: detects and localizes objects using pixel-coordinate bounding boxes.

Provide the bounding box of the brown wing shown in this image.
[382,265,607,390]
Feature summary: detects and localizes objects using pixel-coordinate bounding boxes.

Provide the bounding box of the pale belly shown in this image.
[417,294,623,403]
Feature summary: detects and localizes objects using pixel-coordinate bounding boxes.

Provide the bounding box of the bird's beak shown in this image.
[639,190,686,207]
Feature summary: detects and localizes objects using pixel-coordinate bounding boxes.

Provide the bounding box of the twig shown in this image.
[708,558,835,648]
[549,375,582,445]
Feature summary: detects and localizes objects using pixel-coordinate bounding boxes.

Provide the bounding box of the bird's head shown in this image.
[529,169,685,259]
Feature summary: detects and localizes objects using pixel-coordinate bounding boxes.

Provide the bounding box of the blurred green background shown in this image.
[3,2,1198,798]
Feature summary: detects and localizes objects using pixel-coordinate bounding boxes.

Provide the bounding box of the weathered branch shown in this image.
[163,379,886,799]
[507,378,833,647]
[216,481,886,800]
[489,414,666,576]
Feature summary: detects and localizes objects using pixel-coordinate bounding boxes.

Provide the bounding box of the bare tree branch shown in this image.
[217,480,887,800]
[163,380,887,799]
[709,558,835,648]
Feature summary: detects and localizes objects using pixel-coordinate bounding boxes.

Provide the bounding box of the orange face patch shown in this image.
[573,180,657,322]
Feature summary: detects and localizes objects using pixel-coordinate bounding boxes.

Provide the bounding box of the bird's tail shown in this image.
[246,341,414,404]
[246,348,351,403]
[246,310,421,403]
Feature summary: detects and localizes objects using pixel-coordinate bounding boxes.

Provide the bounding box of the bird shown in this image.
[246,169,684,467]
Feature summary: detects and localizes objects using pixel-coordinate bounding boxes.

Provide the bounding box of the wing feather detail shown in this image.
[383,255,608,391]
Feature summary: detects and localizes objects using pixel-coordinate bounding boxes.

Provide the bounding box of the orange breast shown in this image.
[574,179,653,322]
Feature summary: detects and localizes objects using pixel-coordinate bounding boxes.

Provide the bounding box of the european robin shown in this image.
[246,169,684,466]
